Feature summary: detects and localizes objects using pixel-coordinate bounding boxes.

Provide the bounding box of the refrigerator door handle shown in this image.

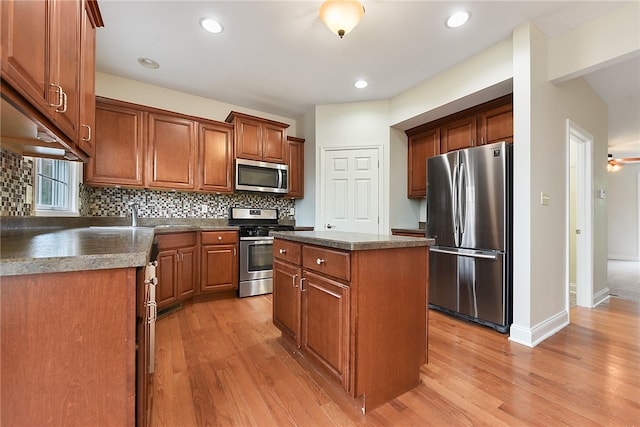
[429,246,498,260]
[452,160,460,247]
[458,158,466,237]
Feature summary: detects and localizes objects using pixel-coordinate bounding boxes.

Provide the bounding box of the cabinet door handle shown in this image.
[233,247,236,256]
[300,277,306,292]
[81,124,92,142]
[48,83,63,109]
[57,90,68,113]
[326,224,334,229]
[279,248,287,254]
[292,274,298,288]
[316,258,325,265]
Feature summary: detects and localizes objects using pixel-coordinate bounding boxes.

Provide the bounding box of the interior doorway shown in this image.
[319,146,382,234]
[567,120,594,309]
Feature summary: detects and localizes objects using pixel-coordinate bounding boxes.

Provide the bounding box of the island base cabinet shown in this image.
[273,239,428,412]
[301,271,350,391]
[273,259,301,344]
[1,268,136,427]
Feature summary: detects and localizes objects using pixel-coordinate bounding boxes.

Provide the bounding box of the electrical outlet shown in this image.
[289,207,295,216]
[201,204,208,214]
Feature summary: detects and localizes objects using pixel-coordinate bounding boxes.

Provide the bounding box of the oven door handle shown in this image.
[240,237,275,242]
[245,241,274,246]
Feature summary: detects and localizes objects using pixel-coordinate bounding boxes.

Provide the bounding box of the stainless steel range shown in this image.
[229,207,294,298]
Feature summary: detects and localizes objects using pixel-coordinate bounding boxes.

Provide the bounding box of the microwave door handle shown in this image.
[278,170,283,189]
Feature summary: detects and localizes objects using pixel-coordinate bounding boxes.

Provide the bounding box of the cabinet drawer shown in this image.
[201,231,238,245]
[156,232,197,249]
[302,245,350,281]
[274,239,301,264]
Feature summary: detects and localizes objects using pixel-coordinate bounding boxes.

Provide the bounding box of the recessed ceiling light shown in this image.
[354,80,368,89]
[446,11,470,28]
[200,17,223,34]
[137,57,159,69]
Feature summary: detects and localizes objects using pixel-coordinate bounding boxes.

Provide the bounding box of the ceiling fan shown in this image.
[608,154,640,173]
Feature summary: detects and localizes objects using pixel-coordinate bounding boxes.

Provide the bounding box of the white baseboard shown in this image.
[608,255,640,262]
[593,287,611,307]
[508,309,570,347]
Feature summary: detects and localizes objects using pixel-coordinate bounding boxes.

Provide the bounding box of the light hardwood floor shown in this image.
[152,296,639,426]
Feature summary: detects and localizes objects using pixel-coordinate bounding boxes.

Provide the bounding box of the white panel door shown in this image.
[323,148,380,233]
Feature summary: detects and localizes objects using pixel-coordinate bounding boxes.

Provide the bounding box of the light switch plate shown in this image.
[201,204,208,213]
[540,192,550,206]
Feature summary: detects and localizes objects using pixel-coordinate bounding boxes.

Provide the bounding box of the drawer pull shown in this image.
[316,258,325,265]
[279,248,287,254]
[218,236,223,240]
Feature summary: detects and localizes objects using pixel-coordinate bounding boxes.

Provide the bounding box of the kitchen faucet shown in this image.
[128,201,139,227]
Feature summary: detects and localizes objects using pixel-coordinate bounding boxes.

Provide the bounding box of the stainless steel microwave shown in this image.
[235,158,288,194]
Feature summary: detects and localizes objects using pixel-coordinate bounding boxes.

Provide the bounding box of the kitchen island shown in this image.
[271,230,434,412]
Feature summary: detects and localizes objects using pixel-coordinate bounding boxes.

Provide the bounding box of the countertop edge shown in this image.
[271,231,434,251]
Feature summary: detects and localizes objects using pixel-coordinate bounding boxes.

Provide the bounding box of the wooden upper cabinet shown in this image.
[48,0,82,143]
[146,113,197,190]
[226,111,290,164]
[1,0,103,159]
[77,1,99,157]
[263,123,288,163]
[478,102,513,144]
[286,136,305,199]
[441,115,477,153]
[198,121,234,193]
[406,126,439,199]
[85,99,145,187]
[1,0,50,115]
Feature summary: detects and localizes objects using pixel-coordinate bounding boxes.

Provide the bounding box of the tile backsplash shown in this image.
[1,148,33,216]
[80,185,295,219]
[1,147,294,219]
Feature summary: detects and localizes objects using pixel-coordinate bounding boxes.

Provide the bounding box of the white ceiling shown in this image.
[95,0,639,157]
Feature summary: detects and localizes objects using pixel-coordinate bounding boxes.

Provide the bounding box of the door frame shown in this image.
[566,120,594,309]
[318,145,383,234]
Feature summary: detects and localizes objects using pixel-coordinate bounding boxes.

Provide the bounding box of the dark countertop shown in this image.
[0,221,239,277]
[270,231,434,251]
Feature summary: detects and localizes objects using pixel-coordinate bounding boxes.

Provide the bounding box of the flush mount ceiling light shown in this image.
[200,17,223,34]
[319,0,365,39]
[354,79,368,89]
[137,57,159,69]
[446,10,470,28]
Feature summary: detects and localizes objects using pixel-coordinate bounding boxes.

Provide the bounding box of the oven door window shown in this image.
[248,242,273,272]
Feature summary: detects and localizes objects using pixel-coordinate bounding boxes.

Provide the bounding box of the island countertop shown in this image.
[270,230,434,251]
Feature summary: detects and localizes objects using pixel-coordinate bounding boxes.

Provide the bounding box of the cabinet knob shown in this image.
[218,236,222,240]
[316,258,325,265]
[279,248,287,254]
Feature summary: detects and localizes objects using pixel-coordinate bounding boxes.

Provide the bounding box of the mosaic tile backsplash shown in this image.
[1,148,34,216]
[1,147,294,219]
[80,185,295,220]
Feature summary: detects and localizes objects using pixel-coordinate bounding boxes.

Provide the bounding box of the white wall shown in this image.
[509,23,609,347]
[608,164,640,260]
[95,72,298,135]
[314,101,394,232]
[294,108,317,227]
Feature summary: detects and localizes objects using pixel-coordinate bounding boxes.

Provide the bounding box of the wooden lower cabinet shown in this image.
[273,259,301,344]
[200,231,238,293]
[156,232,197,310]
[273,238,428,412]
[1,268,137,426]
[301,270,350,389]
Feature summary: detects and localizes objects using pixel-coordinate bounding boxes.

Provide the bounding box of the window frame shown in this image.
[32,157,81,217]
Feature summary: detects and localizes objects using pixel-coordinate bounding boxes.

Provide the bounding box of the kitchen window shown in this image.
[34,158,80,216]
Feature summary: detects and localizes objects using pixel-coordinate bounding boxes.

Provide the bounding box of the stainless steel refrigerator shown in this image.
[427,141,512,333]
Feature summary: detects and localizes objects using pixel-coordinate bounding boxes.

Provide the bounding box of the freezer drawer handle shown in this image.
[429,247,498,260]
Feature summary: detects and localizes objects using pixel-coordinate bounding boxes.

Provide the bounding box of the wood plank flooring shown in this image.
[152,296,639,426]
